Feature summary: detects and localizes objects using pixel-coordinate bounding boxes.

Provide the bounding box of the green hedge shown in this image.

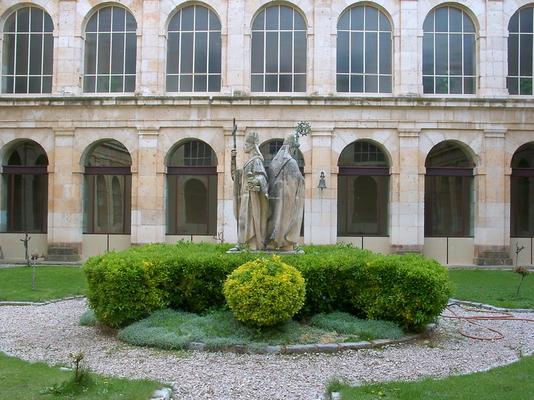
[84,243,451,331]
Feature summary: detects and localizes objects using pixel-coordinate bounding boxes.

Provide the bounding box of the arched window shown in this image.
[83,140,131,234]
[337,5,392,93]
[1,140,48,232]
[423,6,476,94]
[338,140,389,236]
[166,5,221,92]
[166,140,217,235]
[425,141,474,237]
[251,5,307,92]
[508,6,534,95]
[511,143,534,236]
[83,6,137,93]
[1,6,54,93]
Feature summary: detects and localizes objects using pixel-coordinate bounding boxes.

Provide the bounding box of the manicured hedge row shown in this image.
[84,243,451,331]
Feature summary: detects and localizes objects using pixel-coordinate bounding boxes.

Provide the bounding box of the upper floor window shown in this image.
[423,6,476,94]
[508,6,534,95]
[337,5,392,93]
[83,6,137,93]
[167,5,221,92]
[251,5,306,92]
[1,6,54,93]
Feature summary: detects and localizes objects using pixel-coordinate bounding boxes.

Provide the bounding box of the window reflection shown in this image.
[508,6,534,95]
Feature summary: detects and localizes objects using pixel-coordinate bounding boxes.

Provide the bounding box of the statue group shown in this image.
[230,129,306,252]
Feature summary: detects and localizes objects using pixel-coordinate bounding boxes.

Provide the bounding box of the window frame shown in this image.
[507,6,534,95]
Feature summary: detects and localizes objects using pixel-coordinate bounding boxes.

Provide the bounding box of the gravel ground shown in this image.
[0,299,533,400]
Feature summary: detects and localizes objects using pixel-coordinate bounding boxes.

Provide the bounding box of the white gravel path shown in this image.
[0,298,533,400]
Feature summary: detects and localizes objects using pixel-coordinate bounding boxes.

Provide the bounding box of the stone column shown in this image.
[131,128,165,245]
[391,128,424,252]
[474,129,511,263]
[397,0,420,95]
[55,0,81,95]
[46,129,83,260]
[138,1,161,95]
[306,128,336,245]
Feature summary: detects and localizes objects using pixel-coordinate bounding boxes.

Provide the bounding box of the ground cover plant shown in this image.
[84,243,451,331]
[0,351,161,400]
[449,269,534,309]
[0,265,86,302]
[327,354,534,400]
[118,309,405,350]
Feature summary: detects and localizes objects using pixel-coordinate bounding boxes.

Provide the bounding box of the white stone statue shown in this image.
[230,131,269,251]
[266,134,305,251]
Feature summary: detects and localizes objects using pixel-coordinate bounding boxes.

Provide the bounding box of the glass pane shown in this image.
[464,77,475,94]
[110,75,123,92]
[124,75,135,92]
[266,7,279,30]
[195,6,208,30]
[3,34,15,75]
[194,75,207,91]
[337,31,349,73]
[337,74,349,92]
[29,34,43,75]
[180,32,193,73]
[351,7,364,30]
[208,32,221,73]
[42,76,52,92]
[365,7,378,30]
[520,7,533,33]
[28,76,40,93]
[351,74,363,92]
[508,34,518,76]
[265,74,277,91]
[379,32,391,74]
[294,12,305,30]
[5,14,16,32]
[294,31,306,73]
[125,33,136,74]
[280,6,293,30]
[449,8,462,32]
[279,74,292,91]
[507,77,518,94]
[169,12,180,31]
[182,7,194,31]
[435,33,448,75]
[85,33,97,74]
[450,76,462,94]
[208,75,220,91]
[99,7,112,32]
[365,75,378,92]
[509,12,519,33]
[379,76,391,93]
[209,12,221,30]
[180,75,192,91]
[294,74,305,92]
[18,8,30,32]
[379,13,390,31]
[423,76,434,93]
[520,78,533,95]
[167,32,179,74]
[351,32,364,73]
[97,32,111,74]
[436,76,448,93]
[265,32,278,73]
[251,75,263,91]
[15,33,29,75]
[167,75,178,91]
[464,35,475,75]
[435,8,448,32]
[126,11,136,31]
[450,34,462,75]
[194,32,207,73]
[365,32,377,73]
[15,76,27,93]
[423,33,434,75]
[86,14,97,32]
[111,33,125,74]
[520,34,533,76]
[112,7,125,31]
[338,11,349,30]
[31,8,43,32]
[97,76,109,92]
[423,14,434,32]
[252,11,264,30]
[43,34,53,75]
[84,75,95,92]
[280,32,292,73]
[251,32,264,73]
[463,13,475,33]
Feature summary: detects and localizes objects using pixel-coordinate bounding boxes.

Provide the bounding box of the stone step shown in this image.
[474,251,513,266]
[45,246,80,262]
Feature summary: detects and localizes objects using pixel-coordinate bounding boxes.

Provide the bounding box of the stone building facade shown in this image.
[1,0,533,265]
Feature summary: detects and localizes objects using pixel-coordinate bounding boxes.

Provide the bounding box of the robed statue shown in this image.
[230,131,269,251]
[266,134,305,251]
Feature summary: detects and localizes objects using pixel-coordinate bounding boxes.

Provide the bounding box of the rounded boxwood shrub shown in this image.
[223,256,306,327]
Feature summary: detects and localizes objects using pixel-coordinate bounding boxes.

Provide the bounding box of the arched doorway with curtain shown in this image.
[424,140,475,264]
[337,140,390,252]
[510,142,534,265]
[166,140,217,237]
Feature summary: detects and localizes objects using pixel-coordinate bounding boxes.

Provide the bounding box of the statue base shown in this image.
[226,248,304,255]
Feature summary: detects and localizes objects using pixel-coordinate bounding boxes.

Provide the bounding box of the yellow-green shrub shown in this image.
[223,256,306,327]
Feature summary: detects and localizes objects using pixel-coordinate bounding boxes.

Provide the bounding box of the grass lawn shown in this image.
[0,266,86,302]
[449,269,534,309]
[0,352,161,400]
[117,309,405,350]
[328,354,534,400]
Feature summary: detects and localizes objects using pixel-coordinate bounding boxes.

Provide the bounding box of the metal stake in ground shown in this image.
[20,232,31,267]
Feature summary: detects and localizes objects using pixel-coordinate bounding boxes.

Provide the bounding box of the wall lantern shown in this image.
[318,171,327,190]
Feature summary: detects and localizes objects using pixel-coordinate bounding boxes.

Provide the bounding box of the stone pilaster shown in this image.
[311,0,333,94]
[55,0,80,95]
[397,0,420,95]
[131,128,165,244]
[306,128,336,245]
[391,128,423,252]
[47,128,82,257]
[226,0,247,93]
[138,1,162,95]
